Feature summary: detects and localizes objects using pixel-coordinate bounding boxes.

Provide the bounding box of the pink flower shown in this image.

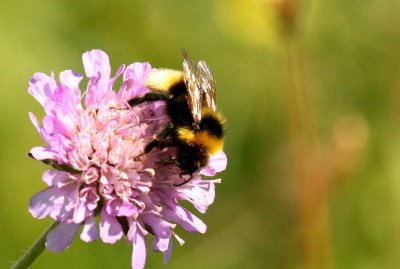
[28,49,227,269]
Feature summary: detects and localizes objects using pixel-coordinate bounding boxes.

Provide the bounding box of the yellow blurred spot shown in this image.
[213,0,281,48]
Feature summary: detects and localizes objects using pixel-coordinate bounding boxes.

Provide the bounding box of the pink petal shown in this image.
[82,49,113,108]
[153,237,170,252]
[177,181,216,213]
[29,146,58,161]
[123,62,152,82]
[29,112,54,145]
[105,198,137,217]
[45,134,72,163]
[80,216,98,242]
[28,72,57,107]
[52,84,79,109]
[59,70,83,97]
[100,208,123,244]
[42,114,70,137]
[178,208,207,234]
[73,201,86,223]
[42,170,71,187]
[80,186,100,211]
[118,202,137,217]
[110,64,126,86]
[142,214,172,239]
[132,228,147,269]
[200,151,227,176]
[163,238,173,264]
[29,187,64,219]
[82,49,111,80]
[46,222,80,253]
[42,182,79,222]
[119,62,153,100]
[82,167,99,184]
[28,112,41,132]
[127,220,137,242]
[165,204,207,234]
[51,93,79,133]
[49,202,73,222]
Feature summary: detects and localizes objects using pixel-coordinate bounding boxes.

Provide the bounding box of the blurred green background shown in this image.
[1,0,400,268]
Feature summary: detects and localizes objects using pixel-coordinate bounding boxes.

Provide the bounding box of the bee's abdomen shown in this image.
[199,114,224,138]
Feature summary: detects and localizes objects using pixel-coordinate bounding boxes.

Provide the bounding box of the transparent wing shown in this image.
[182,49,202,123]
[197,60,217,112]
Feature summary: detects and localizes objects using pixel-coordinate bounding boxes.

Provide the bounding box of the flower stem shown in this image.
[11,221,59,269]
[278,1,334,268]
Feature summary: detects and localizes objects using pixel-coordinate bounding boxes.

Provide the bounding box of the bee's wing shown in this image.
[182,49,202,123]
[197,60,217,112]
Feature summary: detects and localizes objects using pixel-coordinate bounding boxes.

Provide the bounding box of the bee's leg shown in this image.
[157,122,175,139]
[156,158,179,166]
[173,173,194,186]
[144,122,175,152]
[134,139,173,161]
[128,91,172,107]
[134,123,175,161]
[133,152,146,161]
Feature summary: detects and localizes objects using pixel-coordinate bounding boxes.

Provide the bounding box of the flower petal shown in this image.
[42,170,71,187]
[163,203,207,234]
[153,237,170,252]
[49,201,73,222]
[28,72,57,107]
[105,198,138,217]
[42,114,71,137]
[83,49,113,108]
[200,151,227,176]
[110,64,126,86]
[29,146,58,161]
[28,112,41,132]
[80,216,98,242]
[59,70,83,99]
[100,208,123,244]
[82,49,111,80]
[73,201,86,223]
[46,222,80,253]
[118,62,153,101]
[132,228,147,269]
[29,187,64,219]
[118,202,138,217]
[142,214,173,239]
[163,238,173,264]
[127,220,137,242]
[177,180,217,213]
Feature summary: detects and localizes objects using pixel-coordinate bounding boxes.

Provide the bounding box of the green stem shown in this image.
[11,221,59,269]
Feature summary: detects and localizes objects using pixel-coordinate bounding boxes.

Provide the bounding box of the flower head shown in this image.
[28,49,227,268]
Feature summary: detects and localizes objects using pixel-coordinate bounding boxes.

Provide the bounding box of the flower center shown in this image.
[68,106,157,200]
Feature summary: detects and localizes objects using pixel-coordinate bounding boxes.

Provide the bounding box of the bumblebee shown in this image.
[129,50,224,185]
